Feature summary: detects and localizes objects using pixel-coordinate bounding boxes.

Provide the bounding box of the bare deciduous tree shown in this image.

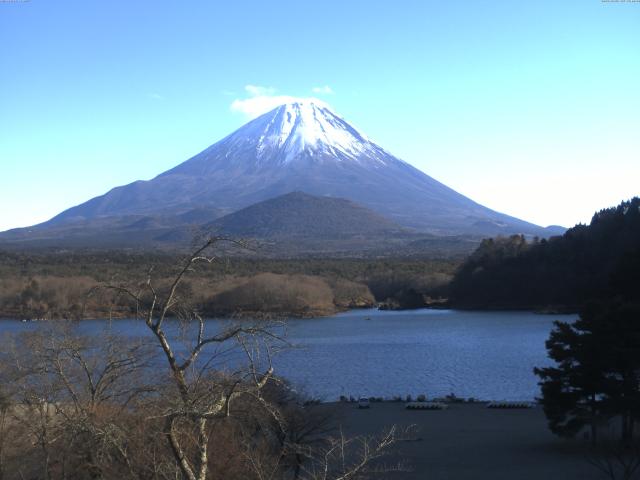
[92,238,286,480]
[5,326,156,479]
[299,425,414,480]
[0,237,407,480]
[0,376,12,480]
[587,438,640,480]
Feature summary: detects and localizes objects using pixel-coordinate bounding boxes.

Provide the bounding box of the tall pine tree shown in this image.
[535,302,640,443]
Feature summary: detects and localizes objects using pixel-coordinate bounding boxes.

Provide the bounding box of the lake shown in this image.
[0,309,577,401]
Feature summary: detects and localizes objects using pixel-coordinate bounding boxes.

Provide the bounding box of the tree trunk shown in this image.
[590,397,598,445]
[622,413,632,444]
[165,417,197,480]
[195,418,209,480]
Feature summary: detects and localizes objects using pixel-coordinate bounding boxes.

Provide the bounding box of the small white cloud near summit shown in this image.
[230,85,333,120]
[312,85,334,95]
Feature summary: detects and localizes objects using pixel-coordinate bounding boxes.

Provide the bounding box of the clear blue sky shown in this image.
[1,0,639,231]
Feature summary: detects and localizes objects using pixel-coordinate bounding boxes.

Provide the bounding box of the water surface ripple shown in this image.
[0,309,576,401]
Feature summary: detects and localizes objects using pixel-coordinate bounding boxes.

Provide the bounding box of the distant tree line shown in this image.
[448,197,640,310]
[0,253,458,320]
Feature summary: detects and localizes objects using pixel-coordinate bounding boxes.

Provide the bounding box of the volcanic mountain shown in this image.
[2,100,562,249]
[207,191,403,239]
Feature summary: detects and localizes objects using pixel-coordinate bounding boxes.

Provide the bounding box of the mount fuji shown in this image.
[2,100,562,250]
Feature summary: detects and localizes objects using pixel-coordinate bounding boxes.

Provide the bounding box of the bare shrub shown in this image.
[206,273,336,317]
[324,278,375,309]
[0,276,98,320]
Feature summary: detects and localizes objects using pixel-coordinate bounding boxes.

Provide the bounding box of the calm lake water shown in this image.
[0,309,577,401]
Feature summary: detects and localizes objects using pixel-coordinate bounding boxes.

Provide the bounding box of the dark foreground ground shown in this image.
[328,402,603,480]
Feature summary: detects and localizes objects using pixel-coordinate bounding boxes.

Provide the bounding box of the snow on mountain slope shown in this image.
[166,100,396,175]
[249,101,388,164]
[30,100,551,237]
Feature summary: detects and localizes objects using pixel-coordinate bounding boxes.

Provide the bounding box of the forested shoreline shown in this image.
[448,198,640,311]
[0,253,457,320]
[3,198,639,321]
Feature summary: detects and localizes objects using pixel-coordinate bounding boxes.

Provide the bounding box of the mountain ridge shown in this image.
[1,100,564,249]
[0,192,483,257]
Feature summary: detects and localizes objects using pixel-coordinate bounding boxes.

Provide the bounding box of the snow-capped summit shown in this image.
[248,100,383,164]
[185,100,393,170]
[37,101,550,237]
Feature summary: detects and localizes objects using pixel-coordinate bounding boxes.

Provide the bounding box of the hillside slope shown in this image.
[208,191,402,238]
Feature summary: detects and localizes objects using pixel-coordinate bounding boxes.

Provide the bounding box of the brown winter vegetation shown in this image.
[0,250,457,320]
[205,273,374,317]
[0,328,405,480]
[0,239,408,480]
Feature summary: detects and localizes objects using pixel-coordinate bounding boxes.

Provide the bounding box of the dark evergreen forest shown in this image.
[449,198,640,310]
